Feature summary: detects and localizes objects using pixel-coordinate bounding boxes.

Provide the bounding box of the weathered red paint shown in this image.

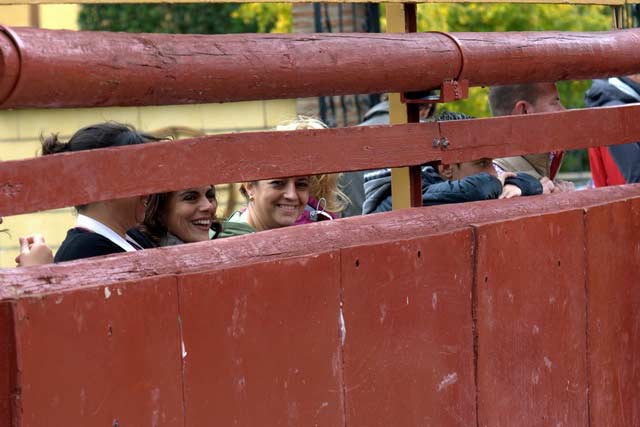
[341,232,476,426]
[1,185,639,295]
[475,211,588,426]
[2,105,640,217]
[454,30,640,87]
[585,197,640,426]
[0,302,16,427]
[12,276,184,426]
[0,28,20,105]
[1,188,640,426]
[179,253,344,425]
[1,27,639,108]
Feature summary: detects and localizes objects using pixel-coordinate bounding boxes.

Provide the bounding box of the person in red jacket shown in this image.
[588,147,626,187]
[585,75,640,186]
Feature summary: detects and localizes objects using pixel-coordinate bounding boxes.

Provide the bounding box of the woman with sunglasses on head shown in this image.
[42,122,160,262]
[127,185,221,247]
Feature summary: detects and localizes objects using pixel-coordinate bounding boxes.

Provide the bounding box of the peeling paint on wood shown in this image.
[1,28,640,109]
[2,106,640,217]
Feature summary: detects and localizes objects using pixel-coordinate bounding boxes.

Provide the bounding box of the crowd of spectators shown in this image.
[7,79,639,267]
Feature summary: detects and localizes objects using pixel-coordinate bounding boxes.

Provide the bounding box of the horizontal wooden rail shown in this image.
[1,27,639,108]
[0,183,638,295]
[0,104,639,217]
[0,0,628,5]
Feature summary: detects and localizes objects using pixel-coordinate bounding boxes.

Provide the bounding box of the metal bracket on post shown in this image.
[401,79,469,105]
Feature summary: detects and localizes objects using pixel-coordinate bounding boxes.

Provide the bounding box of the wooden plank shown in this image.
[178,253,344,425]
[12,275,185,426]
[3,28,640,109]
[585,197,640,426]
[2,104,640,216]
[2,184,639,302]
[0,0,627,5]
[0,302,16,427]
[475,210,589,426]
[341,231,476,425]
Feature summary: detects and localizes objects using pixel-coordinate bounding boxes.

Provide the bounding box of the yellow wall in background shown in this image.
[0,5,31,26]
[0,5,298,268]
[40,4,79,29]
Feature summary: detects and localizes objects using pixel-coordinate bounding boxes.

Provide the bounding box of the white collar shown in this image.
[239,209,250,223]
[76,214,138,252]
[609,77,640,102]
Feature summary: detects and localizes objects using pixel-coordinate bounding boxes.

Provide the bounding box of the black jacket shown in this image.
[585,77,640,183]
[54,228,125,262]
[363,166,542,214]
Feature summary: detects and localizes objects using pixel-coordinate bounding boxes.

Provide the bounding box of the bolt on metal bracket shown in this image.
[402,79,469,105]
[432,137,449,150]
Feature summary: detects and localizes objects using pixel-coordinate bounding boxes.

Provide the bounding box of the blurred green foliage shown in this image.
[413,3,612,118]
[414,3,612,172]
[78,3,291,34]
[81,2,612,172]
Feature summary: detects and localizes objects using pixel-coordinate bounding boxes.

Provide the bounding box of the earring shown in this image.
[249,194,255,202]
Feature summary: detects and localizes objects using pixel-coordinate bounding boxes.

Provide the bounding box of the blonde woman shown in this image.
[220,117,349,238]
[276,117,349,224]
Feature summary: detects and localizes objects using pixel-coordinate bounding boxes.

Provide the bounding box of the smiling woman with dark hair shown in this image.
[128,185,221,247]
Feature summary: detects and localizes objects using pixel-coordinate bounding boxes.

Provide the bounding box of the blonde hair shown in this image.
[276,116,350,213]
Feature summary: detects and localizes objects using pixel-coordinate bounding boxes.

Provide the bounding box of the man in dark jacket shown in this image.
[363,160,542,214]
[341,100,436,217]
[362,112,544,214]
[339,101,390,217]
[585,75,640,184]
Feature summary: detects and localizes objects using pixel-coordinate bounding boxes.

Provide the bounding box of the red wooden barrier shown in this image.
[585,196,640,426]
[179,255,344,425]
[2,104,640,217]
[1,27,640,108]
[12,276,184,426]
[475,211,589,426]
[341,232,476,425]
[1,185,640,426]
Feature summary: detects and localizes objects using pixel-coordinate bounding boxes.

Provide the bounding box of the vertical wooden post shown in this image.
[29,4,40,28]
[387,3,422,210]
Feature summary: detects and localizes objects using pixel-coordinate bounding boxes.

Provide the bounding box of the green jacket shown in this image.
[219,211,256,238]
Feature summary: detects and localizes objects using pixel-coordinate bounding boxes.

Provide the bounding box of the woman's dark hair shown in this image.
[42,121,161,154]
[41,122,162,210]
[141,189,222,244]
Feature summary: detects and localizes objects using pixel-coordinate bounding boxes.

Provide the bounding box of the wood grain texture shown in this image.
[475,210,588,426]
[2,105,640,216]
[13,276,185,426]
[0,302,16,427]
[1,184,639,299]
[1,28,640,108]
[179,253,344,426]
[585,197,640,426]
[341,232,476,426]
